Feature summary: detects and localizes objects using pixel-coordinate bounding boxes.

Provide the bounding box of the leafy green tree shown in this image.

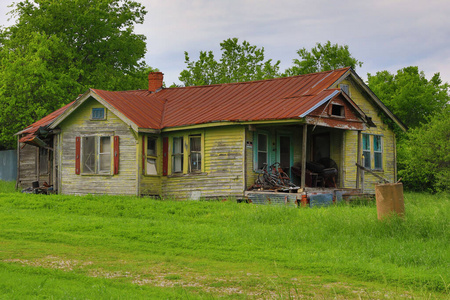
[367,67,449,131]
[0,0,150,149]
[179,38,280,86]
[283,41,362,76]
[398,106,450,192]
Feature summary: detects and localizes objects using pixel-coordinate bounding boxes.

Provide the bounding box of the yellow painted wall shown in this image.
[337,79,396,192]
[160,126,245,200]
[58,97,138,195]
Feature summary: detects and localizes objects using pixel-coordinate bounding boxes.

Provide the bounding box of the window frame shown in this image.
[81,135,113,175]
[255,132,269,171]
[91,107,106,120]
[172,136,184,174]
[145,136,158,176]
[189,134,202,173]
[362,133,383,170]
[39,147,49,175]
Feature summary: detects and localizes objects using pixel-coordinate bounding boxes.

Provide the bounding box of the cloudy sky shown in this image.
[1,0,449,86]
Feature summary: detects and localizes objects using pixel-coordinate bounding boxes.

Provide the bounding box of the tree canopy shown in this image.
[0,0,150,149]
[367,67,449,130]
[179,38,280,86]
[283,41,363,76]
[398,106,450,192]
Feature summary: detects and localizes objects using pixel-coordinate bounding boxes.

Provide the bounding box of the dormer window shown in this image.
[92,108,105,120]
[331,104,345,117]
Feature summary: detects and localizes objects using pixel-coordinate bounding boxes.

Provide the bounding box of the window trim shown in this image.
[362,133,383,171]
[172,136,184,174]
[91,107,106,120]
[189,134,202,173]
[330,103,345,118]
[80,135,113,175]
[254,131,269,171]
[145,136,158,176]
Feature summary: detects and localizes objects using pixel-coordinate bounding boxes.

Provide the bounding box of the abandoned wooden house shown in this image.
[16,68,406,202]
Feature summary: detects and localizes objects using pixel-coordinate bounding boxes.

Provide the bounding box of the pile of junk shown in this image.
[248,158,338,192]
[22,181,54,194]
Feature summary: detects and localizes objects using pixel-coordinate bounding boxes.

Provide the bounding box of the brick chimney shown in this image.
[148,72,164,92]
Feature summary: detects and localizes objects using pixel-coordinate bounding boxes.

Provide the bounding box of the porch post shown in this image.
[356,130,362,189]
[301,124,307,190]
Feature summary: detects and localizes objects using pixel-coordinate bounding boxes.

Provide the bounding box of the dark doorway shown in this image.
[312,133,330,162]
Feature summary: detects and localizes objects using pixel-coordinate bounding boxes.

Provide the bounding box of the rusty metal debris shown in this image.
[249,162,299,192]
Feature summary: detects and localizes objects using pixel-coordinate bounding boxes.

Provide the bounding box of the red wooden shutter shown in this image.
[162,137,168,176]
[75,137,81,174]
[142,136,146,175]
[113,136,119,175]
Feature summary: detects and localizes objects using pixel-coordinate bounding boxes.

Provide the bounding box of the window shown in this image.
[362,134,371,168]
[257,133,268,170]
[331,104,345,117]
[91,108,105,120]
[340,84,350,95]
[172,137,183,173]
[146,136,157,175]
[39,148,49,174]
[373,135,382,169]
[81,136,111,174]
[362,134,383,170]
[189,135,201,172]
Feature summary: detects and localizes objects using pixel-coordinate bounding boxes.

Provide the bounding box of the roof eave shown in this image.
[333,68,408,132]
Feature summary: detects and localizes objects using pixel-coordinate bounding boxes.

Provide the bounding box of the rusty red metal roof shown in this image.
[19,67,352,137]
[93,67,350,129]
[18,101,75,144]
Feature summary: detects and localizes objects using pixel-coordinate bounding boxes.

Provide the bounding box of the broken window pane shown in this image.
[82,136,96,173]
[147,136,157,156]
[146,158,157,175]
[39,147,49,174]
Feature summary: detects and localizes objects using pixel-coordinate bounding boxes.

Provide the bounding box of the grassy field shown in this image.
[0,181,448,299]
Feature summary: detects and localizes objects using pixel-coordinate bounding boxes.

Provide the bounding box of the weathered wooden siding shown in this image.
[337,79,396,192]
[140,133,162,196]
[17,143,37,189]
[58,97,138,195]
[161,126,245,199]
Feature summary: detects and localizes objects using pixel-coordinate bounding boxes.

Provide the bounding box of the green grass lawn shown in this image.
[0,181,448,299]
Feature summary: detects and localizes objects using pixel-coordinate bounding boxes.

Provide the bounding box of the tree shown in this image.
[0,0,150,149]
[398,106,450,192]
[367,67,449,131]
[179,38,280,86]
[283,41,362,76]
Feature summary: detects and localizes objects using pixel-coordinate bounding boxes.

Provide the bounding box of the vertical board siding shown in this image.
[17,144,37,189]
[59,98,137,195]
[161,126,245,200]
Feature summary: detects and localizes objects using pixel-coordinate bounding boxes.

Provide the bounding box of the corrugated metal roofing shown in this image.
[18,102,75,143]
[93,67,350,129]
[18,67,352,138]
